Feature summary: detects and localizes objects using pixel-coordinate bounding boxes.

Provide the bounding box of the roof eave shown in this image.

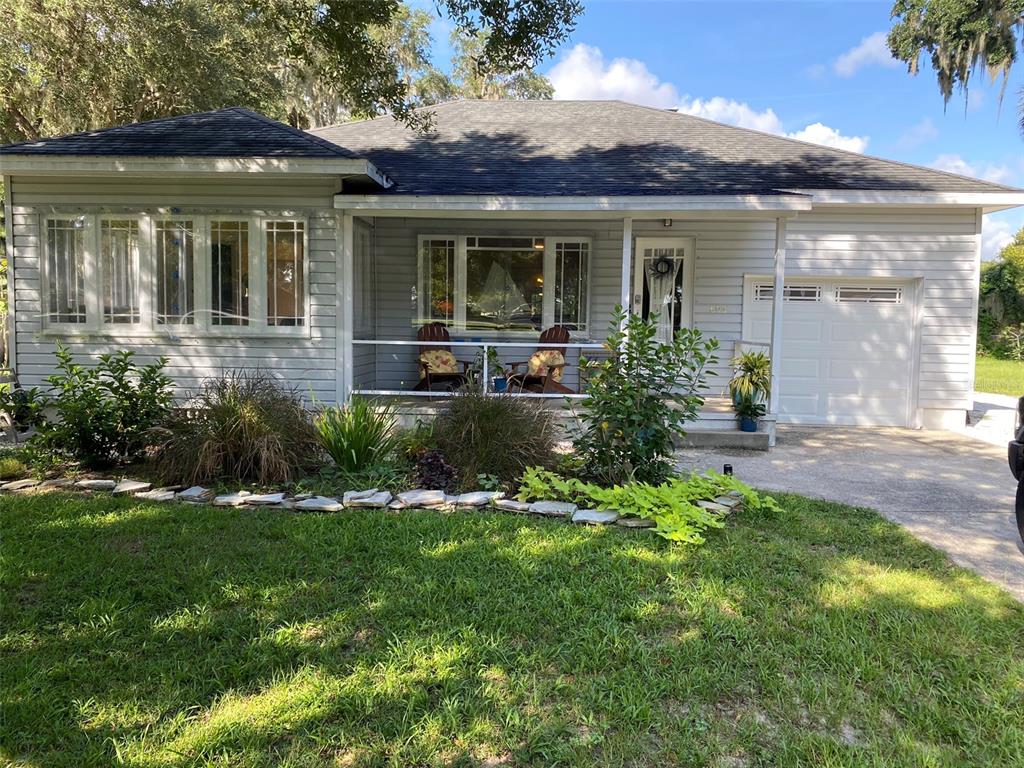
[0,155,390,185]
[793,189,1024,209]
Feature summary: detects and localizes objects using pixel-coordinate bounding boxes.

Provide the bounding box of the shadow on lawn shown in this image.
[2,493,1023,767]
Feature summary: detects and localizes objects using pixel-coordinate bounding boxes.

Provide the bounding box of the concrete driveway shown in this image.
[677,426,1023,601]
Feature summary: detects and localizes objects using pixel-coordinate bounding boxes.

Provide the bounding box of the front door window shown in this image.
[633,240,691,343]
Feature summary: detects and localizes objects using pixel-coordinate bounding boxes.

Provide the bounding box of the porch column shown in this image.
[336,211,355,403]
[620,217,633,324]
[768,216,787,417]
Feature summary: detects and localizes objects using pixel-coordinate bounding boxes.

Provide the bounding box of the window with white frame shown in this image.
[44,217,88,325]
[417,235,590,333]
[100,218,141,324]
[753,283,822,302]
[155,220,195,325]
[266,220,305,326]
[41,213,308,334]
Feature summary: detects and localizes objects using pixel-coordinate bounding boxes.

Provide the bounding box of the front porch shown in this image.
[337,209,790,447]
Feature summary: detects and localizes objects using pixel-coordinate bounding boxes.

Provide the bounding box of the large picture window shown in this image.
[41,214,308,335]
[417,235,590,333]
[44,217,88,325]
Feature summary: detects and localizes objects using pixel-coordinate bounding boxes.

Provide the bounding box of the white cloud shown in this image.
[548,45,870,153]
[930,154,1013,184]
[547,44,679,107]
[982,215,1018,261]
[676,96,783,133]
[834,31,900,77]
[896,117,939,149]
[788,122,869,153]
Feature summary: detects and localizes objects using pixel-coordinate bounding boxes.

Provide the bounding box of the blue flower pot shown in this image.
[492,376,508,393]
[739,416,758,433]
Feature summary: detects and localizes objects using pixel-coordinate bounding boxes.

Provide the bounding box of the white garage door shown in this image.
[742,278,916,426]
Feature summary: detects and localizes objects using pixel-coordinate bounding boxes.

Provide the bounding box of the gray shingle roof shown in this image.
[0,107,360,159]
[312,100,1016,196]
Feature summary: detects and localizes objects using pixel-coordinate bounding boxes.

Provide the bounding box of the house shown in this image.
[2,100,1021,440]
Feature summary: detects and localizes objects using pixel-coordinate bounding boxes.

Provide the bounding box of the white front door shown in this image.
[633,237,694,343]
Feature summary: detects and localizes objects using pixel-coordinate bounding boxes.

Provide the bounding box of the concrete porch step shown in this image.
[678,429,771,451]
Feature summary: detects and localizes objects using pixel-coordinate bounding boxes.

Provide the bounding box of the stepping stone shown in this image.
[2,478,39,491]
[40,478,75,488]
[456,491,503,507]
[397,489,448,507]
[345,491,392,508]
[529,501,577,518]
[213,491,251,507]
[572,509,620,525]
[113,480,151,496]
[176,486,213,502]
[387,499,408,510]
[76,479,116,491]
[696,500,730,513]
[244,492,286,506]
[293,496,343,512]
[293,493,313,502]
[714,495,742,509]
[136,489,176,502]
[616,515,656,529]
[342,488,379,504]
[494,498,531,513]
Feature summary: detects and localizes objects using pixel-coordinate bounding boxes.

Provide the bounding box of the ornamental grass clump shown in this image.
[432,390,558,491]
[153,370,320,486]
[314,398,401,472]
[574,308,718,486]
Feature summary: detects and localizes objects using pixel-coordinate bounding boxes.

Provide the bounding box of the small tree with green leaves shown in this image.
[573,307,718,486]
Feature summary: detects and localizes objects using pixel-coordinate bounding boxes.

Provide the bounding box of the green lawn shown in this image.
[975,356,1024,397]
[2,493,1023,767]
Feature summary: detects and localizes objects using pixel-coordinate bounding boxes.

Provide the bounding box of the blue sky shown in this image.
[422,0,1023,259]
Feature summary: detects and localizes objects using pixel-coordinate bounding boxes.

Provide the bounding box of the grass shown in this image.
[975,355,1024,397]
[2,493,1023,767]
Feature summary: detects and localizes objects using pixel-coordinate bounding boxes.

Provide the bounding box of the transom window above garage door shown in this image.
[753,283,822,302]
[835,285,903,304]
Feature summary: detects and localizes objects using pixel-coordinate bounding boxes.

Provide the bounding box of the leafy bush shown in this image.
[0,385,48,433]
[153,370,320,486]
[315,398,400,471]
[574,307,718,486]
[36,343,172,469]
[997,324,1024,361]
[978,232,1024,357]
[416,449,457,493]
[517,467,780,543]
[432,390,558,491]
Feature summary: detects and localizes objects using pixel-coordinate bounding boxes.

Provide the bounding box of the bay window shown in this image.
[417,235,590,333]
[41,214,307,334]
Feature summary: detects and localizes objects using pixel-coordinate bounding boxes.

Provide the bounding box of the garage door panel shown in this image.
[743,277,914,426]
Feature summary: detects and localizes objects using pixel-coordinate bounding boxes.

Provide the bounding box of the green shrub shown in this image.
[0,385,49,433]
[517,467,780,544]
[35,343,172,469]
[574,307,718,486]
[432,390,558,491]
[315,399,400,472]
[153,370,320,486]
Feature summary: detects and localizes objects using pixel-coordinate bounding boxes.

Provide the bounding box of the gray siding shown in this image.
[9,175,343,402]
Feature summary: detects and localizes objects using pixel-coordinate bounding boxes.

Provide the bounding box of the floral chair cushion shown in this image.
[419,349,458,378]
[527,350,565,382]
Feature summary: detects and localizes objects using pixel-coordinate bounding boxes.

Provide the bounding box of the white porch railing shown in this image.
[351,339,606,399]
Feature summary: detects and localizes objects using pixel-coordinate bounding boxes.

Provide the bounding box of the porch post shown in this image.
[768,216,787,418]
[620,217,633,324]
[337,211,355,403]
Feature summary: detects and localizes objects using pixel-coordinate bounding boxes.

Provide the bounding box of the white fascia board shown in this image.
[333,193,813,213]
[0,155,391,184]
[794,189,1024,208]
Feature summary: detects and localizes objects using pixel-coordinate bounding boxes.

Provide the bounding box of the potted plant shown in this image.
[735,395,766,432]
[728,350,771,404]
[472,346,508,392]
